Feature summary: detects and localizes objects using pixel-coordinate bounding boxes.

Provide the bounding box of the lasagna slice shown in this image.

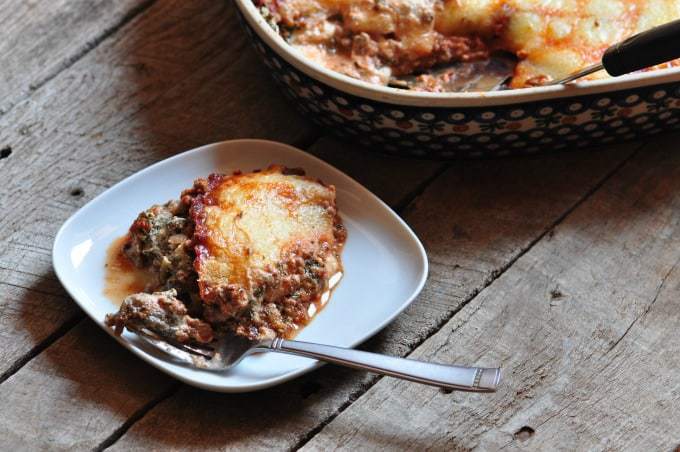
[106,165,346,342]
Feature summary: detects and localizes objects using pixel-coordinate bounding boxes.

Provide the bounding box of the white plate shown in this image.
[53,139,428,392]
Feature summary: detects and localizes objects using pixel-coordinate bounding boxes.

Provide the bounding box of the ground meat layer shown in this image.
[123,198,196,296]
[106,290,214,344]
[202,244,341,339]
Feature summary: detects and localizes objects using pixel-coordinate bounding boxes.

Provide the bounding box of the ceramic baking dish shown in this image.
[233,0,680,159]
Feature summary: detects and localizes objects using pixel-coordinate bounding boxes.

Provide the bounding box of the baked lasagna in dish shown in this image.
[256,0,680,90]
[105,165,346,343]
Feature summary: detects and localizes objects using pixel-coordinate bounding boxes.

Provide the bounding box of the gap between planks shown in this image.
[95,382,183,452]
[0,0,157,120]
[0,313,83,385]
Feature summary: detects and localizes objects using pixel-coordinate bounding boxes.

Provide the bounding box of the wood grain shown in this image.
[0,321,175,450]
[300,134,680,451]
[0,0,314,377]
[308,137,446,208]
[3,0,678,449]
[0,0,151,116]
[107,142,641,451]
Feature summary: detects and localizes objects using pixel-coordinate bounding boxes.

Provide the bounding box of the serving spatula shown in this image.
[388,54,516,92]
[550,17,680,85]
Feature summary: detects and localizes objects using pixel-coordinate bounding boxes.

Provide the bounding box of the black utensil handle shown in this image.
[602,19,680,77]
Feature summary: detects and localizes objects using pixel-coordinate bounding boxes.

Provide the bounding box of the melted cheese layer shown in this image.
[495,0,680,87]
[192,165,345,338]
[197,169,337,287]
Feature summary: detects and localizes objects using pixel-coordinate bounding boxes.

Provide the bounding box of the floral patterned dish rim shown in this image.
[233,0,680,108]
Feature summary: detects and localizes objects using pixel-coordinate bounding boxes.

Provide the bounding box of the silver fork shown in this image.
[131,327,501,392]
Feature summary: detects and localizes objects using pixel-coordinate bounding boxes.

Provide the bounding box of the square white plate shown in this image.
[53,139,428,392]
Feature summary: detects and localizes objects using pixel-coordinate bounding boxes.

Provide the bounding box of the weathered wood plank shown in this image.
[1,1,667,451]
[0,0,158,375]
[0,321,175,451]
[299,134,680,451]
[107,141,640,451]
[0,0,314,376]
[0,0,152,116]
[308,137,446,208]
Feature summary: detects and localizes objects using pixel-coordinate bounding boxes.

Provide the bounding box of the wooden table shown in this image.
[2,1,680,450]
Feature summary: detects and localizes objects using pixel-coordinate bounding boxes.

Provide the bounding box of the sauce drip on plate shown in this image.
[103,235,153,306]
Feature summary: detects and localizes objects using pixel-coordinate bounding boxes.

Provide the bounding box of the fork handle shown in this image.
[262,338,501,392]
